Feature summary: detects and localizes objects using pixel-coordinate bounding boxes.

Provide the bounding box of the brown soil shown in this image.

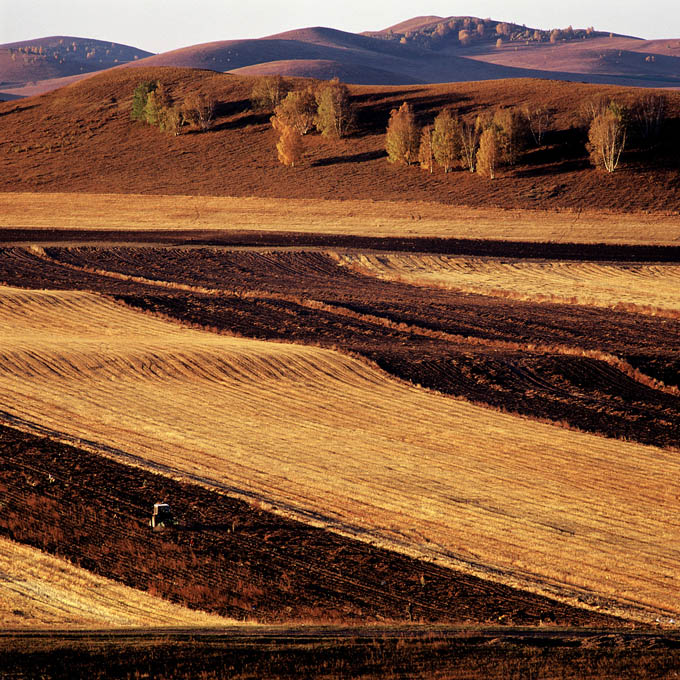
[1,67,679,211]
[0,424,621,627]
[0,245,679,450]
[3,627,679,680]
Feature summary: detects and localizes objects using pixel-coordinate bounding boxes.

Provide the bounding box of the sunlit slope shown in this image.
[339,253,680,314]
[3,193,680,244]
[0,537,232,628]
[1,287,679,620]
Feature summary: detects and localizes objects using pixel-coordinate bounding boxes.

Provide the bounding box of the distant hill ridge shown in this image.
[2,15,680,99]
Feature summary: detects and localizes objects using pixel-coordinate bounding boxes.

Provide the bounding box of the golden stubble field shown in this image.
[0,536,233,628]
[338,252,680,314]
[1,285,679,623]
[1,192,680,244]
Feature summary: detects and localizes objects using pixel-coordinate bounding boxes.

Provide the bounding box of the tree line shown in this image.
[385,92,668,178]
[131,81,216,135]
[130,76,669,177]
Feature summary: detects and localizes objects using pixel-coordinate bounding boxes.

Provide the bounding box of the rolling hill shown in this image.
[3,15,680,99]
[0,36,152,99]
[1,66,679,212]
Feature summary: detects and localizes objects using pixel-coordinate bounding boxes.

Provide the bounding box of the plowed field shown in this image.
[2,246,676,448]
[1,282,680,621]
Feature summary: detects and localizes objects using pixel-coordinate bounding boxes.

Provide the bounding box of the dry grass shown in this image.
[0,536,235,628]
[2,192,680,244]
[1,285,680,623]
[337,252,680,315]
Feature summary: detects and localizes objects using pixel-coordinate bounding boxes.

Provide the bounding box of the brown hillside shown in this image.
[229,59,420,85]
[0,36,152,92]
[1,66,679,211]
[465,36,680,87]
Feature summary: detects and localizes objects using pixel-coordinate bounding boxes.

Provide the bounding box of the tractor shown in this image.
[149,502,178,531]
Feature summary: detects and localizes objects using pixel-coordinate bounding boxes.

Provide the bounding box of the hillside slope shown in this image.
[0,36,152,96]
[1,67,679,211]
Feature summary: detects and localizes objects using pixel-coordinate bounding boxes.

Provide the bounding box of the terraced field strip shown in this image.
[338,253,680,315]
[2,192,680,244]
[0,537,234,628]
[1,286,680,621]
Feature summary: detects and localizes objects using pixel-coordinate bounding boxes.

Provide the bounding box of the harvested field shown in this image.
[1,285,680,621]
[0,425,618,627]
[0,537,232,628]
[339,253,680,316]
[2,192,680,244]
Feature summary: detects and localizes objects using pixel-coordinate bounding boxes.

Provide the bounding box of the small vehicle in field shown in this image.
[149,502,178,531]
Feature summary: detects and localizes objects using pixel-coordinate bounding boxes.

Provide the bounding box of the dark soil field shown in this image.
[1,67,680,211]
[3,627,680,680]
[1,242,678,449]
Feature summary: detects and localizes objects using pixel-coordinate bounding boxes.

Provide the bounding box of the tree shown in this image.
[272,117,304,167]
[496,38,503,48]
[460,116,482,172]
[631,93,667,146]
[250,75,289,111]
[587,102,627,172]
[183,93,216,131]
[523,105,553,145]
[273,88,317,135]
[385,102,419,165]
[458,29,471,46]
[476,125,501,179]
[432,109,461,173]
[143,84,172,127]
[418,126,435,173]
[131,81,157,121]
[492,107,528,165]
[160,105,184,136]
[314,79,354,138]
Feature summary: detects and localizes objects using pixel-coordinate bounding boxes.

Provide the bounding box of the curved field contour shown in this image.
[1,286,679,621]
[339,253,680,314]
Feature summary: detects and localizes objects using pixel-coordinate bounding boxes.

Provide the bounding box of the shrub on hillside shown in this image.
[183,93,216,132]
[131,81,158,122]
[251,75,290,111]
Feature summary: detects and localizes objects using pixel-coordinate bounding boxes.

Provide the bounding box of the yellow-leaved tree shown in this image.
[385,102,419,165]
[272,116,304,167]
